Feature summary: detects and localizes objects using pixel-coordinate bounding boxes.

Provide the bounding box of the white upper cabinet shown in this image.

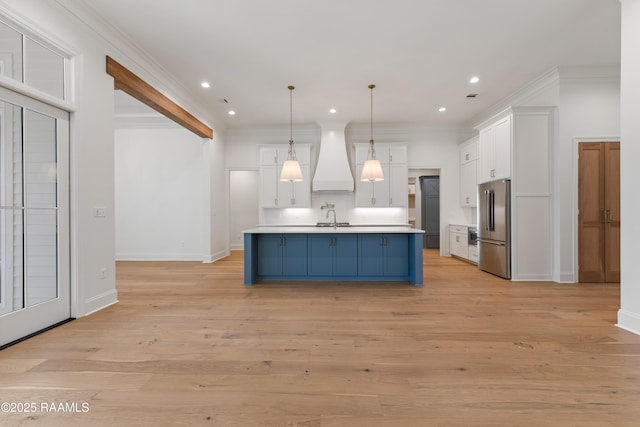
[478,115,511,183]
[259,145,311,208]
[459,136,478,207]
[460,138,478,164]
[354,144,407,207]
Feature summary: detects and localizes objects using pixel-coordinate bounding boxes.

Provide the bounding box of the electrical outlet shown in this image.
[99,268,107,279]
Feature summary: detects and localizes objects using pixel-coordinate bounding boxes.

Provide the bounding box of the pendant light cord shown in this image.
[368,84,376,160]
[288,85,296,160]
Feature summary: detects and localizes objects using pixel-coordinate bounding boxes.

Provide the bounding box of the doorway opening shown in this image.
[408,168,441,250]
[228,170,259,250]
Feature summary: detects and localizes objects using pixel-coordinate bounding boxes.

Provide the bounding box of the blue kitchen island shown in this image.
[243,226,425,286]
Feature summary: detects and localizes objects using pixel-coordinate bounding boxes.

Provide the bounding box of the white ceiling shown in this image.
[86,0,621,129]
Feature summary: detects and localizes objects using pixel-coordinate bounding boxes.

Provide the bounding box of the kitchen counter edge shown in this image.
[244,226,425,234]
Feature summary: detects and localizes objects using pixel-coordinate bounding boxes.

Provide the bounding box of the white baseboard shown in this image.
[203,249,229,264]
[558,272,576,283]
[116,252,203,261]
[511,274,553,281]
[617,309,640,336]
[83,289,118,317]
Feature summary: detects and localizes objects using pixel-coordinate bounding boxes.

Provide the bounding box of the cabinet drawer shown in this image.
[450,225,468,234]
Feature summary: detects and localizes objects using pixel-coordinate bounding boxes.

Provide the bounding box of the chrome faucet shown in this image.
[326,208,337,229]
[321,202,337,228]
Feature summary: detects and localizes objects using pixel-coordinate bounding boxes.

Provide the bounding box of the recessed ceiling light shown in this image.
[228,110,236,116]
[329,108,337,114]
[438,107,447,112]
[201,81,211,88]
[469,76,480,84]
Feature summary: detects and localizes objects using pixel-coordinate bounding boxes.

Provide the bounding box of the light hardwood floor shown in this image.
[1,250,639,426]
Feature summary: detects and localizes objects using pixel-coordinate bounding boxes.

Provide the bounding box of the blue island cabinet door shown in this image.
[308,235,334,276]
[257,234,284,276]
[358,234,384,276]
[384,234,410,276]
[309,234,357,276]
[282,234,308,276]
[334,234,358,276]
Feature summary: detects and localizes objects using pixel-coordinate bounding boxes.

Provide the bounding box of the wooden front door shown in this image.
[578,142,620,282]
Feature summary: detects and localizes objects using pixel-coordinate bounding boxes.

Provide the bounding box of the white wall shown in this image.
[618,0,640,335]
[114,127,204,260]
[205,130,228,262]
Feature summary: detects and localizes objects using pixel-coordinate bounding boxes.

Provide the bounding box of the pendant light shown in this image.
[360,84,384,182]
[280,85,303,182]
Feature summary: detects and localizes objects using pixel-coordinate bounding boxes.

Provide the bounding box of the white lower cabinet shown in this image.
[449,224,477,265]
[449,225,469,259]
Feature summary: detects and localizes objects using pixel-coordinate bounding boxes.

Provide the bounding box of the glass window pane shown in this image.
[1,103,23,208]
[0,20,23,83]
[25,209,57,307]
[0,101,24,315]
[0,208,24,314]
[23,110,58,306]
[24,37,64,100]
[24,110,57,208]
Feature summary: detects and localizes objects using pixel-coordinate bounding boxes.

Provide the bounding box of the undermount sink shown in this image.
[315,222,351,227]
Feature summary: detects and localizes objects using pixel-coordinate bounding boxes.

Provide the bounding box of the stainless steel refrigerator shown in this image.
[478,179,511,279]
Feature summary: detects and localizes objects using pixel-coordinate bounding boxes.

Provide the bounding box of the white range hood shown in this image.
[312,122,355,191]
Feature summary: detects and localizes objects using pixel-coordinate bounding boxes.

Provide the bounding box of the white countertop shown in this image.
[244,225,425,234]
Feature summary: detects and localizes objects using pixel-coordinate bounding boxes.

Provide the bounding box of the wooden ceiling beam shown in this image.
[106,56,213,139]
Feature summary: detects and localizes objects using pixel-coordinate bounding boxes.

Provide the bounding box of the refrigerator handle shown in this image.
[484,190,490,231]
[487,190,495,231]
[491,190,495,231]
